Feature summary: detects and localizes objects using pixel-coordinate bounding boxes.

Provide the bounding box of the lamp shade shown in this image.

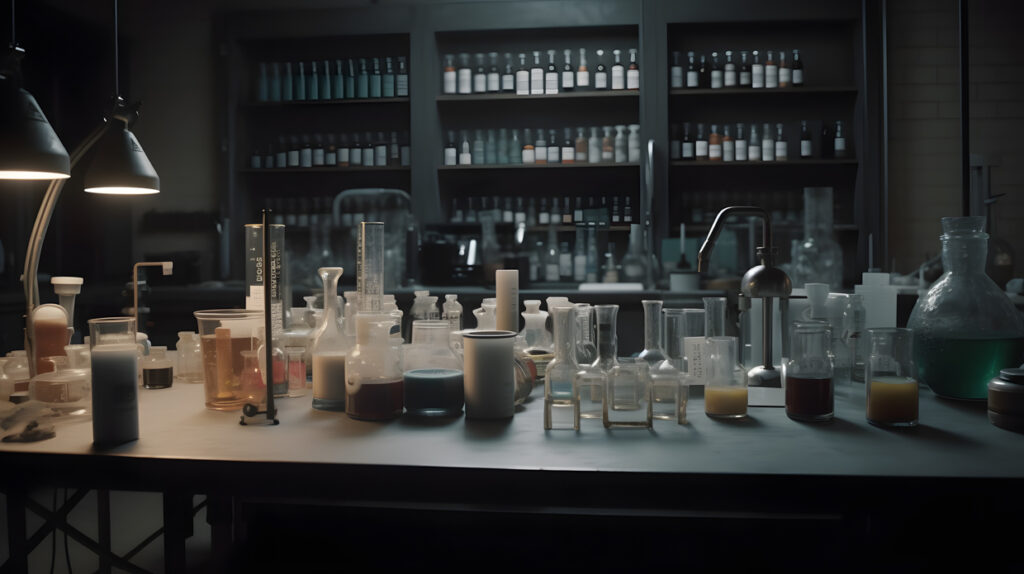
[83,119,159,194]
[0,77,71,180]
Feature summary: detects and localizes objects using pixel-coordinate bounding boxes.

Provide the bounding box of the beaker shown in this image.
[403,320,464,417]
[89,317,139,445]
[194,309,263,411]
[866,328,917,427]
[784,321,834,422]
[286,347,307,398]
[142,346,174,389]
[576,304,617,420]
[652,309,688,422]
[603,357,652,429]
[346,315,403,420]
[705,336,747,419]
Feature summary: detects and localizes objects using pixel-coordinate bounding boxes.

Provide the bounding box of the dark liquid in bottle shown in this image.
[403,368,464,417]
[143,366,174,389]
[346,379,404,420]
[785,376,833,420]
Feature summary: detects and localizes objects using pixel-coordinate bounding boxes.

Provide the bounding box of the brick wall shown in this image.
[887,0,1024,280]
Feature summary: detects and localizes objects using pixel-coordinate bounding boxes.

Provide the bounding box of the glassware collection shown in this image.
[249,131,411,169]
[441,48,639,96]
[668,120,848,162]
[255,56,410,103]
[670,49,805,89]
[443,125,641,166]
[449,194,633,226]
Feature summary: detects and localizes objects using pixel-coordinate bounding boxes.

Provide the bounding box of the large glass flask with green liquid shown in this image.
[907,217,1024,400]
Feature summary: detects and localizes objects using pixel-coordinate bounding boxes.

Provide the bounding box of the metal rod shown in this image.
[262,210,276,421]
[10,0,15,47]
[960,0,969,216]
[762,297,773,369]
[113,0,119,96]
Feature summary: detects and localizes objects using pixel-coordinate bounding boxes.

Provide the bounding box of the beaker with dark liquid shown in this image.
[784,321,834,422]
[346,315,403,420]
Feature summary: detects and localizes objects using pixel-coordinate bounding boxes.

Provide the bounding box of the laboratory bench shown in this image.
[2,380,1024,571]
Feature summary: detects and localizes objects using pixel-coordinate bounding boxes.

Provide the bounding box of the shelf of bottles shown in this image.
[252,53,410,105]
[441,124,643,168]
[667,119,853,164]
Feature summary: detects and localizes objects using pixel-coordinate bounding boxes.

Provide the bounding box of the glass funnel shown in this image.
[908,216,1024,400]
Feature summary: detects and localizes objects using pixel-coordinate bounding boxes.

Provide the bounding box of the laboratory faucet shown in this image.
[698,206,792,387]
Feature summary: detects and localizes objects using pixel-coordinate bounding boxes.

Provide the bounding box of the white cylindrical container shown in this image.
[462,330,516,419]
[495,270,519,332]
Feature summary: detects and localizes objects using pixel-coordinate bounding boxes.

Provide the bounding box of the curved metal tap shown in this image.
[698,206,773,272]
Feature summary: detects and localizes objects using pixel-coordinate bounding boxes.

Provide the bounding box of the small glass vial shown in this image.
[710,51,723,89]
[670,50,683,89]
[611,49,625,90]
[686,51,699,88]
[457,53,472,94]
[722,124,735,162]
[791,49,804,86]
[515,53,530,95]
[735,123,748,161]
[739,50,751,87]
[724,50,737,87]
[501,52,515,92]
[473,53,487,93]
[442,54,457,94]
[626,48,640,90]
[530,51,544,95]
[708,124,722,161]
[778,50,791,87]
[747,123,761,162]
[705,336,747,419]
[545,306,580,430]
[577,48,590,88]
[785,321,834,422]
[751,50,764,88]
[287,347,306,397]
[765,50,779,88]
[695,123,708,160]
[866,328,918,428]
[800,120,813,158]
[774,123,788,161]
[562,49,575,91]
[594,49,608,90]
[761,122,775,161]
[486,52,500,92]
[142,346,174,389]
[545,49,559,95]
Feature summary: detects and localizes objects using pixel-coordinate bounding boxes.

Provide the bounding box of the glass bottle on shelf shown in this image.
[296,61,307,100]
[589,126,602,164]
[573,228,587,282]
[784,321,834,422]
[575,127,588,163]
[620,224,648,283]
[834,120,848,158]
[283,62,294,100]
[686,51,699,88]
[311,267,348,411]
[442,54,456,94]
[382,57,395,98]
[562,127,575,163]
[473,53,487,93]
[452,131,468,165]
[485,129,498,164]
[611,49,625,90]
[501,52,514,92]
[775,123,788,161]
[751,50,764,88]
[548,128,561,163]
[601,126,614,162]
[357,58,370,98]
[614,125,627,163]
[747,123,761,162]
[397,56,409,96]
[562,49,575,91]
[800,120,813,158]
[626,48,640,90]
[699,53,709,87]
[472,129,485,165]
[761,122,775,161]
[559,241,573,280]
[545,49,559,95]
[778,50,791,88]
[908,216,1024,400]
[544,306,580,430]
[710,51,723,89]
[515,53,529,95]
[497,127,509,164]
[722,124,735,162]
[577,48,590,88]
[627,124,641,163]
[670,50,683,89]
[344,59,356,99]
[765,50,778,88]
[457,53,472,94]
[530,51,544,95]
[486,52,500,93]
[739,50,751,87]
[534,129,548,164]
[724,50,737,87]
[346,315,403,420]
[442,294,463,332]
[682,122,695,160]
[403,320,464,418]
[522,128,535,164]
[792,49,804,86]
[708,124,722,161]
[502,197,514,224]
[695,123,708,160]
[509,129,522,164]
[362,131,375,166]
[792,187,843,290]
[515,196,526,224]
[594,49,608,89]
[734,122,747,161]
[586,223,599,282]
[545,226,560,282]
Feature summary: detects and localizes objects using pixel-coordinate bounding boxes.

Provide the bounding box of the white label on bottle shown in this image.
[547,146,559,163]
[574,255,587,282]
[562,147,575,162]
[595,71,608,89]
[287,150,299,167]
[686,70,699,88]
[671,67,683,88]
[682,142,695,159]
[522,148,535,164]
[516,71,530,95]
[562,71,574,89]
[835,137,847,152]
[627,69,640,90]
[766,65,779,88]
[736,140,748,161]
[740,71,751,86]
[670,141,680,159]
[459,152,473,165]
[444,148,457,165]
[801,140,813,157]
[487,72,500,92]
[711,70,723,89]
[774,141,787,160]
[400,145,410,166]
[312,148,325,166]
[457,69,472,94]
[748,143,761,161]
[443,71,456,94]
[530,69,544,94]
[792,69,804,85]
[577,70,589,87]
[535,146,547,163]
[602,149,613,162]
[559,253,572,277]
[539,212,550,224]
[684,337,708,384]
[276,151,287,166]
[709,143,722,159]
[350,148,361,165]
[779,67,792,86]
[545,263,559,282]
[752,65,764,88]
[628,147,640,163]
[695,140,709,158]
[611,67,625,90]
[545,72,559,94]
[300,148,312,167]
[502,74,514,91]
[397,74,409,96]
[375,145,387,165]
[762,140,774,161]
[724,70,737,87]
[362,147,374,166]
[515,212,526,224]
[325,151,336,165]
[338,149,349,165]
[474,73,487,93]
[723,140,735,162]
[503,210,513,223]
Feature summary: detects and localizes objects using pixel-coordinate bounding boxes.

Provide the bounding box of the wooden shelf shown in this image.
[245,97,409,109]
[671,158,857,167]
[436,90,639,102]
[439,162,639,171]
[669,86,857,96]
[240,166,410,173]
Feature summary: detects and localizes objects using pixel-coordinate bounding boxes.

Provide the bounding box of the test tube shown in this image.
[357,222,385,314]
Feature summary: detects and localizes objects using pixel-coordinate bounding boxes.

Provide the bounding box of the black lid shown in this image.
[999,368,1024,384]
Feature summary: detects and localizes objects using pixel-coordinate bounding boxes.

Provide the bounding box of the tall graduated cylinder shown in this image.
[89,317,139,446]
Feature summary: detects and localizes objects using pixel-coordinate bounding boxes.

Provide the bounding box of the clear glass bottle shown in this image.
[908,216,1024,400]
[588,126,602,163]
[344,58,356,98]
[575,127,588,163]
[708,124,722,161]
[751,50,764,89]
[785,321,834,422]
[396,56,409,97]
[681,122,695,160]
[142,346,174,389]
[791,49,804,86]
[747,122,761,162]
[346,315,403,420]
[311,267,348,411]
[834,120,848,158]
[765,50,778,88]
[774,122,787,161]
[620,224,649,283]
[594,49,608,89]
[485,128,498,164]
[515,53,530,95]
[614,124,627,163]
[710,51,723,89]
[846,294,868,382]
[722,124,735,162]
[535,129,548,165]
[637,300,667,366]
[791,187,843,290]
[574,303,598,366]
[652,308,689,423]
[686,51,699,88]
[626,48,640,90]
[761,122,775,161]
[577,48,590,88]
[403,320,464,417]
[382,56,395,98]
[601,126,614,162]
[442,53,457,94]
[472,53,486,94]
[501,52,515,92]
[778,50,790,87]
[695,123,708,160]
[800,120,813,158]
[545,306,580,430]
[739,50,751,87]
[175,331,203,384]
[457,52,472,94]
[486,52,500,92]
[530,50,544,95]
[670,50,683,89]
[724,50,737,87]
[562,49,575,91]
[356,58,370,98]
[545,49,559,95]
[611,49,625,90]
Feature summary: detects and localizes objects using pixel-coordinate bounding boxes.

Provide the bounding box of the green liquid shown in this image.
[914,336,1024,400]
